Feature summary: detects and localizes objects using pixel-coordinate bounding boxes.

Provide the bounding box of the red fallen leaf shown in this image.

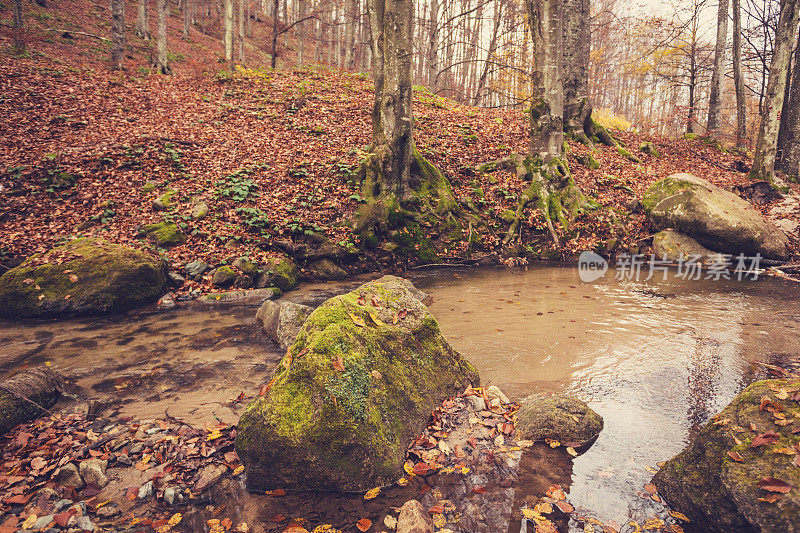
[126,487,138,500]
[221,518,233,529]
[651,494,662,503]
[88,450,104,457]
[333,354,345,372]
[643,484,657,495]
[30,457,46,470]
[750,431,780,447]
[555,500,574,513]
[758,477,794,493]
[271,513,285,522]
[759,493,783,503]
[412,462,432,476]
[224,451,238,464]
[472,486,487,494]
[454,444,466,458]
[3,494,31,504]
[467,437,478,448]
[265,489,286,496]
[727,451,744,462]
[356,518,372,531]
[429,504,444,514]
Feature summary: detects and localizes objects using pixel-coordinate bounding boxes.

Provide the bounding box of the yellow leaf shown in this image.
[668,510,690,522]
[396,476,409,486]
[348,312,366,327]
[22,515,37,530]
[643,518,665,529]
[233,465,245,475]
[549,440,561,448]
[535,502,553,514]
[461,466,470,475]
[368,311,385,327]
[168,513,183,527]
[776,388,790,400]
[521,508,543,520]
[363,487,381,500]
[566,447,578,456]
[207,429,223,441]
[403,461,414,475]
[432,513,446,528]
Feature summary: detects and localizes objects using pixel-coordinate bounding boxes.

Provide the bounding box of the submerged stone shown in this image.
[515,394,603,450]
[0,239,168,318]
[653,378,800,532]
[652,229,718,264]
[236,275,479,492]
[641,173,789,259]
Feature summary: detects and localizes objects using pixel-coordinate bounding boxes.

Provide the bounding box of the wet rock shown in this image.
[256,300,313,350]
[467,395,486,412]
[212,266,236,287]
[0,239,169,318]
[232,257,259,276]
[95,505,117,518]
[651,229,718,264]
[157,293,176,309]
[384,514,398,529]
[233,274,253,290]
[486,385,509,404]
[185,261,208,279]
[641,173,790,259]
[653,378,800,532]
[775,218,800,235]
[138,480,154,500]
[79,459,108,488]
[54,463,85,490]
[307,259,347,280]
[141,221,186,248]
[116,453,132,466]
[75,516,94,531]
[256,255,299,291]
[196,287,281,306]
[163,486,184,506]
[191,201,209,220]
[193,463,228,493]
[167,272,186,287]
[54,499,73,512]
[515,394,603,449]
[397,500,434,533]
[236,275,479,492]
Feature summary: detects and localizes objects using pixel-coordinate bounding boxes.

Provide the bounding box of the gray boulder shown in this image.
[652,229,719,264]
[256,300,313,350]
[641,173,790,259]
[515,394,603,449]
[308,259,348,280]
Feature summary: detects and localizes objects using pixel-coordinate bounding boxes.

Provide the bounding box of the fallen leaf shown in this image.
[348,312,366,327]
[363,487,380,500]
[69,274,78,282]
[367,311,384,327]
[555,500,574,513]
[643,484,657,495]
[758,493,783,503]
[332,354,345,372]
[668,510,690,522]
[750,431,780,447]
[757,477,793,493]
[265,489,286,496]
[356,518,371,532]
[727,451,744,462]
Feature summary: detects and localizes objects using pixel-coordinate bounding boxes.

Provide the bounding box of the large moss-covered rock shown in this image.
[236,275,479,492]
[0,239,168,317]
[641,174,789,259]
[515,394,603,449]
[653,379,800,532]
[257,255,299,291]
[652,229,718,264]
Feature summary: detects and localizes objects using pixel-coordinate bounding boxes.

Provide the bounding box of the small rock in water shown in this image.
[486,385,509,404]
[163,486,184,505]
[397,500,434,533]
[384,514,398,530]
[185,260,209,279]
[193,463,228,493]
[79,459,108,488]
[75,516,94,531]
[138,481,154,500]
[157,294,176,309]
[95,505,118,518]
[54,499,73,512]
[167,272,186,287]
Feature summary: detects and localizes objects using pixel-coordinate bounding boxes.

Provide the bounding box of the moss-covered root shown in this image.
[0,367,63,435]
[589,117,619,147]
[616,146,642,163]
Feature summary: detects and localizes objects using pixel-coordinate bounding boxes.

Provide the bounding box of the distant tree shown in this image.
[706,0,730,134]
[155,0,171,74]
[183,0,191,41]
[238,0,245,62]
[137,0,151,41]
[111,0,126,69]
[732,0,747,146]
[224,0,234,67]
[750,0,799,183]
[12,0,24,52]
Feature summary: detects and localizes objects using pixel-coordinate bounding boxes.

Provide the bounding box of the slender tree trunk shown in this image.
[778,33,800,175]
[224,0,234,67]
[473,0,501,106]
[344,0,357,69]
[137,0,150,40]
[687,48,697,134]
[183,0,191,40]
[750,0,800,182]
[155,0,170,73]
[427,0,439,92]
[732,0,747,147]
[111,0,126,68]
[12,0,25,51]
[562,0,592,138]
[298,0,305,65]
[271,0,280,68]
[706,0,730,134]
[238,0,245,61]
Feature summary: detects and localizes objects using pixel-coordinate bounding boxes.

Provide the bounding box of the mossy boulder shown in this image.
[211,266,236,287]
[257,255,299,292]
[0,239,168,317]
[308,259,347,280]
[639,141,661,157]
[652,229,718,264]
[141,222,186,248]
[642,173,790,260]
[515,394,603,452]
[236,275,479,492]
[653,379,800,532]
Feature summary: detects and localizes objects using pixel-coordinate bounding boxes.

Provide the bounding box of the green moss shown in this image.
[157,188,178,209]
[575,153,600,170]
[262,255,299,291]
[640,176,695,213]
[616,146,641,163]
[500,210,517,223]
[0,238,168,317]
[141,221,186,247]
[639,141,661,158]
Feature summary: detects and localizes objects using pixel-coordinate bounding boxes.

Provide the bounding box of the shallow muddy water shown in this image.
[1,266,799,531]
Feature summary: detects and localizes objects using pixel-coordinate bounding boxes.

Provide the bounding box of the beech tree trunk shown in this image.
[778,36,800,176]
[137,0,150,40]
[344,0,357,70]
[706,0,729,134]
[562,0,591,138]
[732,0,747,147]
[156,0,171,74]
[183,0,191,40]
[528,0,564,161]
[12,0,25,51]
[238,0,245,62]
[473,0,501,106]
[111,0,126,69]
[224,0,234,67]
[750,0,800,183]
[0,368,63,435]
[427,0,439,93]
[366,0,414,197]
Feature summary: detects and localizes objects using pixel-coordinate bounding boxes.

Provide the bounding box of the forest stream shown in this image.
[2,266,799,532]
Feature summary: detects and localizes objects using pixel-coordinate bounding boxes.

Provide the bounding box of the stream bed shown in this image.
[2,265,799,532]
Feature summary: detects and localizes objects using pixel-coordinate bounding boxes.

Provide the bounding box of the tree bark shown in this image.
[732,0,747,147]
[562,0,591,138]
[473,0,501,106]
[270,0,279,68]
[137,0,150,40]
[224,0,234,67]
[12,0,25,51]
[183,0,191,40]
[778,34,800,176]
[238,0,245,62]
[344,0,357,70]
[0,368,63,435]
[427,0,439,93]
[528,0,564,161]
[706,0,730,134]
[111,0,126,69]
[750,0,800,183]
[156,0,171,74]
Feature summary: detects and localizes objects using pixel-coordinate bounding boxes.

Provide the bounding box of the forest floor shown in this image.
[3,0,799,293]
